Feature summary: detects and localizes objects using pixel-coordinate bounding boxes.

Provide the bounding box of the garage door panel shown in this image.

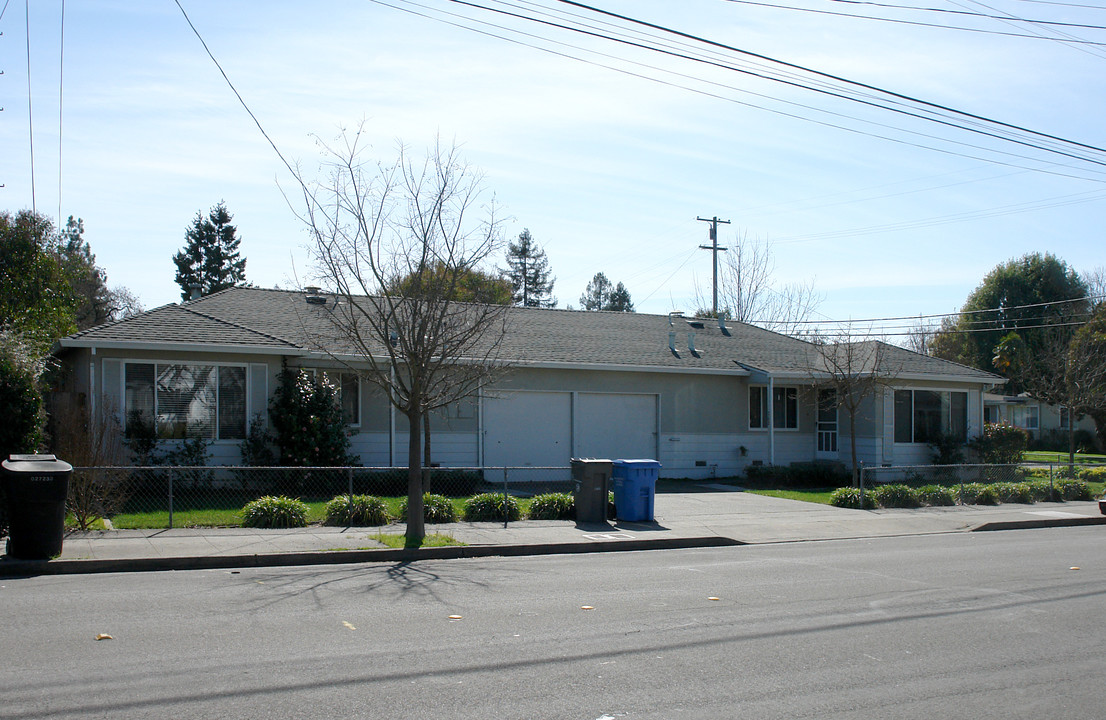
[483,391,571,467]
[575,393,656,460]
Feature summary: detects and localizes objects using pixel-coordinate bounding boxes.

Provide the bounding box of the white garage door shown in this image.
[575,393,657,460]
[482,391,572,467]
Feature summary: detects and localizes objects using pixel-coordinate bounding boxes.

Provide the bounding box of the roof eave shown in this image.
[55,338,307,357]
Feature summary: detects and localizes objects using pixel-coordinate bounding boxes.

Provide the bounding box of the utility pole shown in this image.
[697,216,730,316]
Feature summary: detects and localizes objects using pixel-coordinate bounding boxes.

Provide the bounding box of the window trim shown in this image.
[749,384,799,431]
[123,360,249,442]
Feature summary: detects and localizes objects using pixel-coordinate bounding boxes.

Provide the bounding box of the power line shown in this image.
[825,0,1106,28]
[723,0,1106,40]
[172,0,299,183]
[57,0,65,226]
[24,0,35,216]
[376,0,1106,182]
[759,294,1103,327]
[548,0,1106,160]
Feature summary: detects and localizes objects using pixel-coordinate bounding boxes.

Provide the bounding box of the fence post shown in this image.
[503,467,509,529]
[168,467,175,530]
[858,464,864,496]
[1049,463,1055,500]
[347,467,354,528]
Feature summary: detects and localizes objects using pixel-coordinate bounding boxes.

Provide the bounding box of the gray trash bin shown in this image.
[571,458,612,524]
[2,454,73,560]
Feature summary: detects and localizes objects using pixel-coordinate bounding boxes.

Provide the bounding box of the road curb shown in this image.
[972,516,1106,532]
[0,535,742,577]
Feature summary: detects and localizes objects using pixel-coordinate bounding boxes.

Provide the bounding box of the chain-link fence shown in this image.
[858,462,1106,504]
[68,465,576,530]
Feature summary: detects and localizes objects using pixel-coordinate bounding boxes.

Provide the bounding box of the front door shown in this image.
[816,388,838,460]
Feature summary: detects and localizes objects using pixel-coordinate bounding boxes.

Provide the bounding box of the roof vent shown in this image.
[688,331,698,355]
[304,286,327,305]
[687,319,705,329]
[668,311,684,327]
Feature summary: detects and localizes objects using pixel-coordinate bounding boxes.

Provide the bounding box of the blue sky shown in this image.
[2,0,1103,333]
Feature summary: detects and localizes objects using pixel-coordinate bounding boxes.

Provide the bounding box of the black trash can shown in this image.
[571,458,612,524]
[2,454,73,560]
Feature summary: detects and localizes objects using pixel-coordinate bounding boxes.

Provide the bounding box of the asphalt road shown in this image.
[2,527,1105,719]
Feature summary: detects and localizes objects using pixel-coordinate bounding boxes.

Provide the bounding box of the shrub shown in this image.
[993,482,1034,504]
[830,487,876,509]
[324,494,389,526]
[399,493,457,523]
[969,423,1028,464]
[1078,467,1106,483]
[959,483,997,505]
[1027,480,1059,502]
[241,496,309,528]
[1055,479,1092,501]
[874,484,920,508]
[463,493,522,522]
[528,492,575,520]
[917,485,956,506]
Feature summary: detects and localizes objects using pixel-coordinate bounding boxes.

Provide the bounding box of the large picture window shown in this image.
[750,385,798,430]
[125,362,247,440]
[894,389,967,444]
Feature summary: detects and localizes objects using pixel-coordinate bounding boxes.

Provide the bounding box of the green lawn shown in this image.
[745,488,838,505]
[1023,451,1106,465]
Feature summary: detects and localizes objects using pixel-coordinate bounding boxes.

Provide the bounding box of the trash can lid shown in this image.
[2,454,73,474]
[612,459,662,467]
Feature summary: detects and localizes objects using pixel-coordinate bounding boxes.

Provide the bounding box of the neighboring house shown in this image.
[983,392,1098,444]
[51,287,1002,478]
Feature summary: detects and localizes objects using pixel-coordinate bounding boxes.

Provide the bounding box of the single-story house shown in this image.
[983,392,1098,446]
[51,286,1002,478]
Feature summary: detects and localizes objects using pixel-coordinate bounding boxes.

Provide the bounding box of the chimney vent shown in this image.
[668,331,677,353]
[688,331,697,354]
[189,284,201,301]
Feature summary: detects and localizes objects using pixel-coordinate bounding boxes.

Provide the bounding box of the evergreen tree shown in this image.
[0,210,79,351]
[173,201,247,301]
[579,272,634,312]
[501,229,556,307]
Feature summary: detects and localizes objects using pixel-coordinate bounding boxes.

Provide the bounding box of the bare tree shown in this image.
[808,328,902,480]
[1083,266,1106,310]
[901,316,941,355]
[297,129,511,543]
[694,232,821,336]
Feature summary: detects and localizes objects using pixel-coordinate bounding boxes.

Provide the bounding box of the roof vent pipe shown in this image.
[718,311,727,330]
[189,284,201,301]
[668,331,677,352]
[688,332,697,354]
[668,311,684,327]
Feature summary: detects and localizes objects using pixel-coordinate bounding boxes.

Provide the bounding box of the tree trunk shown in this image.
[850,410,860,488]
[423,411,432,490]
[406,410,425,545]
[1068,419,1077,468]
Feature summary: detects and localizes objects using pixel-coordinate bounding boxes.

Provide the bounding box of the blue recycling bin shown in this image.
[611,459,661,522]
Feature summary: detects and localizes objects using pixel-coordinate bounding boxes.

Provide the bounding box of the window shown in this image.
[750,385,798,430]
[1013,405,1039,431]
[125,362,246,440]
[1060,406,1070,430]
[894,389,968,444]
[300,369,360,426]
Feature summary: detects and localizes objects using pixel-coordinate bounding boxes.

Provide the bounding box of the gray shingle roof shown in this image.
[59,286,1001,382]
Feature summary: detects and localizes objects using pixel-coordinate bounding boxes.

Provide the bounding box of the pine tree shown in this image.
[579,272,634,312]
[501,229,556,307]
[173,201,247,301]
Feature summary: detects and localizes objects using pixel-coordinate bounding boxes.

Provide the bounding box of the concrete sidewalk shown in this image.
[3,488,1105,576]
